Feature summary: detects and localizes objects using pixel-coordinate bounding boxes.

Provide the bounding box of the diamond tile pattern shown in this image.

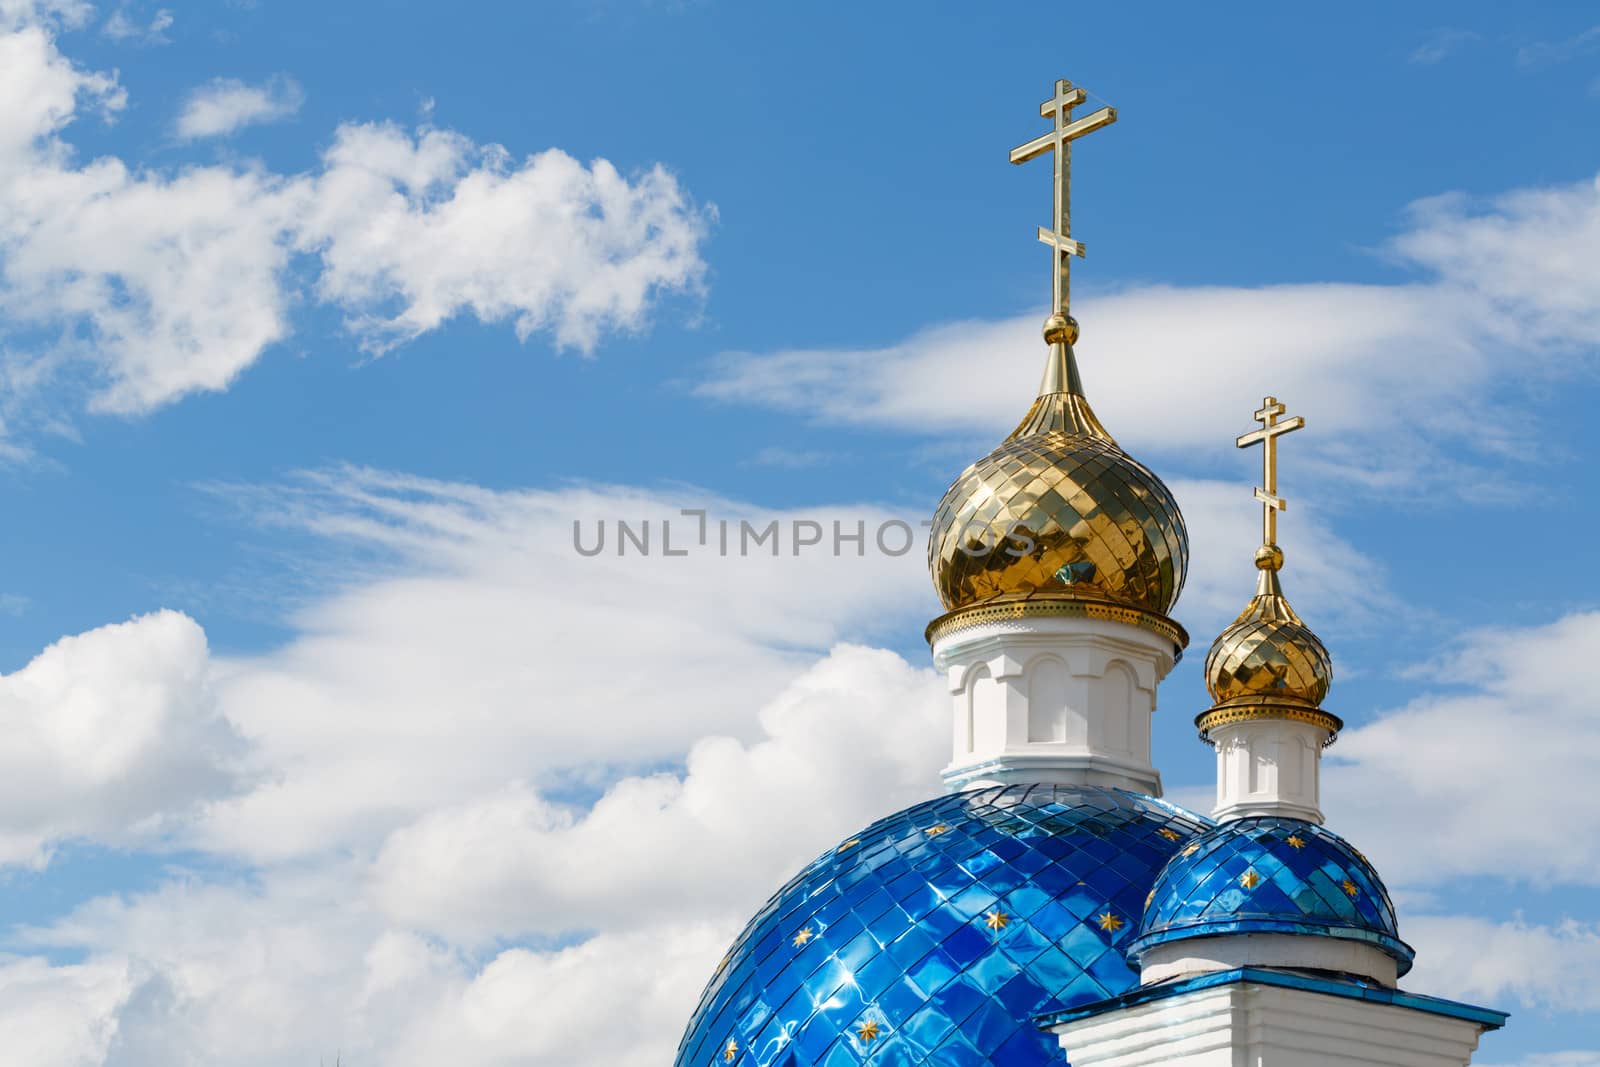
[1203,591,1332,705]
[674,785,1211,1067]
[928,430,1188,616]
[1129,816,1413,974]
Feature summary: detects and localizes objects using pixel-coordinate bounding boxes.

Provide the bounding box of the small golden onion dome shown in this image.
[1204,565,1332,707]
[928,331,1189,620]
[1196,547,1341,743]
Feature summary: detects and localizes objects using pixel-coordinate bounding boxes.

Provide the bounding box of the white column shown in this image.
[1208,717,1329,824]
[932,616,1176,795]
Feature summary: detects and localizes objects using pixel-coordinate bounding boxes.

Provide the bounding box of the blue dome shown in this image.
[1127,816,1413,975]
[675,785,1211,1067]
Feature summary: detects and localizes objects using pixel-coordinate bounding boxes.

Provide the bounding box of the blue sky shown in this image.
[0,1,1597,1064]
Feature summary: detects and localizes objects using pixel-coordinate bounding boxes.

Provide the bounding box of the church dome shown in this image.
[1195,547,1341,743]
[1203,557,1332,708]
[1126,817,1413,975]
[928,342,1188,620]
[674,785,1210,1067]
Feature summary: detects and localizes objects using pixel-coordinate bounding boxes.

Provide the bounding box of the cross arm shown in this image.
[1039,86,1087,117]
[1009,105,1119,165]
[1037,227,1086,257]
[1236,415,1305,448]
[1060,106,1117,142]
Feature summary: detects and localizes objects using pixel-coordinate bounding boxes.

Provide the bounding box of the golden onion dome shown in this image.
[928,331,1189,622]
[1196,542,1342,744]
[1204,549,1332,707]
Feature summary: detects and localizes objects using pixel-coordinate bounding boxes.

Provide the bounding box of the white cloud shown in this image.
[8,639,943,1065]
[370,644,945,943]
[0,609,241,866]
[189,468,934,863]
[0,0,90,29]
[101,5,171,45]
[1405,915,1600,1013]
[1325,612,1600,888]
[300,124,708,353]
[16,868,733,1067]
[1480,1056,1600,1067]
[174,75,301,140]
[384,923,732,1067]
[0,17,710,425]
[697,175,1600,494]
[0,956,129,1067]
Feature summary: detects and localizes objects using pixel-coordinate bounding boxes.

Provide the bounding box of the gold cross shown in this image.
[1011,79,1116,337]
[1236,396,1305,549]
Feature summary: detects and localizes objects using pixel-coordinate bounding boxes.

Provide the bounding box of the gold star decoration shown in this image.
[1286,835,1306,849]
[984,910,1010,932]
[1342,879,1360,898]
[793,927,814,948]
[924,824,951,837]
[1240,869,1262,889]
[1096,911,1124,933]
[1157,828,1181,842]
[857,1020,882,1044]
[723,1038,739,1062]
[838,838,860,853]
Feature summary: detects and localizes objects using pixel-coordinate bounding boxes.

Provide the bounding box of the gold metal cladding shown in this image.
[1195,702,1344,745]
[927,425,1190,618]
[925,594,1189,652]
[1203,580,1333,706]
[1010,78,1116,324]
[1236,395,1305,553]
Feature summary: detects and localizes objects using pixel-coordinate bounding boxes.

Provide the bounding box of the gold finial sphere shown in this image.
[1042,313,1079,346]
[1255,544,1284,572]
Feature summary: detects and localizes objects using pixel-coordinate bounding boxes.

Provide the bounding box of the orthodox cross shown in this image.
[1010,79,1116,335]
[1236,396,1305,548]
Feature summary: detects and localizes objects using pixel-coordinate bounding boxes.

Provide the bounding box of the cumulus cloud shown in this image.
[189,468,937,862]
[301,124,707,352]
[1405,915,1600,1013]
[1326,612,1600,888]
[697,175,1600,494]
[371,644,945,943]
[18,870,733,1067]
[0,16,710,424]
[0,609,241,865]
[174,75,301,139]
[0,956,129,1067]
[9,641,945,1065]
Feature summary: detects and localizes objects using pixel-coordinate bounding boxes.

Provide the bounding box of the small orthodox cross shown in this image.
[1010,79,1116,336]
[1236,396,1305,548]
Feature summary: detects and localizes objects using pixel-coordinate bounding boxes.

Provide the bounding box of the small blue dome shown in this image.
[675,785,1211,1067]
[1127,817,1413,975]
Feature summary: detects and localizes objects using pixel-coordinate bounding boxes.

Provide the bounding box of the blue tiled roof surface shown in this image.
[674,784,1211,1067]
[1128,816,1413,974]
